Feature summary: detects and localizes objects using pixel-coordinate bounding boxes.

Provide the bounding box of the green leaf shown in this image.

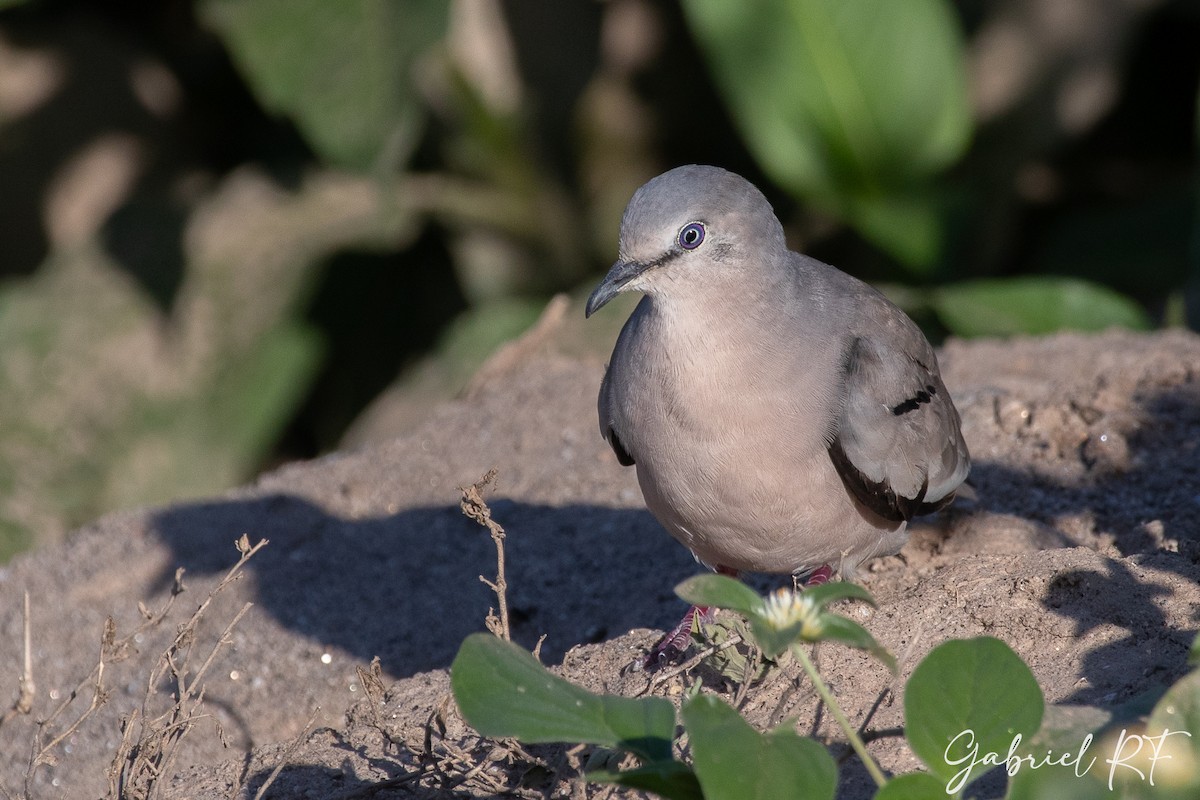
[1189,632,1200,668]
[800,581,877,609]
[201,323,323,479]
[1004,704,1112,800]
[872,771,947,800]
[451,634,676,762]
[683,693,837,800]
[844,190,945,275]
[932,278,1151,337]
[1004,675,1200,799]
[589,762,704,800]
[200,0,448,171]
[817,615,896,673]
[703,616,770,685]
[675,574,764,616]
[747,615,808,660]
[682,0,971,269]
[1141,669,1200,794]
[905,637,1044,793]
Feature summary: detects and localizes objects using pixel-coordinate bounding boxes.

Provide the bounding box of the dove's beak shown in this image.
[585,259,646,318]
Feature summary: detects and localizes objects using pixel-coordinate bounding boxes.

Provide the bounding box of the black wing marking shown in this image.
[607,426,635,466]
[828,437,923,522]
[827,337,960,523]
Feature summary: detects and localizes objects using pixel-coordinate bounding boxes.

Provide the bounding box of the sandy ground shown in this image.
[1,321,1198,799]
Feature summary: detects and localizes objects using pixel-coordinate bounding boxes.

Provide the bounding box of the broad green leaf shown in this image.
[1005,704,1111,800]
[1141,669,1200,794]
[201,0,448,171]
[1003,770,1098,800]
[683,693,837,800]
[748,613,811,659]
[932,277,1151,337]
[800,581,876,608]
[843,190,944,275]
[873,771,947,799]
[0,518,33,564]
[451,634,676,762]
[905,637,1044,792]
[590,762,704,800]
[200,322,322,478]
[682,0,970,269]
[675,574,764,616]
[816,615,896,673]
[1005,676,1200,799]
[1189,632,1200,668]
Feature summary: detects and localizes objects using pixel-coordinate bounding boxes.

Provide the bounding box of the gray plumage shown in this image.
[587,165,970,580]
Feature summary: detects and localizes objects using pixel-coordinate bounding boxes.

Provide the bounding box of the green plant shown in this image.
[1001,637,1200,800]
[681,0,971,271]
[1,1,1178,565]
[450,576,1075,799]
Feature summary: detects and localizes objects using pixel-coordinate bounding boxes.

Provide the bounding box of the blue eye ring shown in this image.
[678,222,705,250]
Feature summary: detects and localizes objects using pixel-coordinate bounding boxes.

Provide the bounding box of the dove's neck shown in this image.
[646,257,834,347]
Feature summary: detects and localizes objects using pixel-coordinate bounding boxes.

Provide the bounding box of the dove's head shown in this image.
[585,165,787,317]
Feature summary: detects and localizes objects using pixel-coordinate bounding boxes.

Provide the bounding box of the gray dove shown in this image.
[585,165,970,664]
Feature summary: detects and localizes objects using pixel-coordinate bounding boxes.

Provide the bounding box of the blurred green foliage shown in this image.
[200,0,447,172]
[931,277,1151,337]
[683,0,971,269]
[0,0,1198,556]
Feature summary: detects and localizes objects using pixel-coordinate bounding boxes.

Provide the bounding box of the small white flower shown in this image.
[761,588,824,639]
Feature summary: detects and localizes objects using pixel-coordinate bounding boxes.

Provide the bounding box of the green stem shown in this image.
[792,644,888,788]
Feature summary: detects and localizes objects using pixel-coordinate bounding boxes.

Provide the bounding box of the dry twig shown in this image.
[1,592,34,729]
[23,568,188,799]
[459,468,511,640]
[106,535,267,800]
[252,707,320,800]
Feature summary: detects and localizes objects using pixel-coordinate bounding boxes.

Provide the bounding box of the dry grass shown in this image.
[4,472,592,798]
[105,534,266,799]
[292,469,587,799]
[0,592,34,729]
[4,535,270,800]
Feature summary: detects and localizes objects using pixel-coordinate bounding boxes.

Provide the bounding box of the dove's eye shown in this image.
[678,222,705,250]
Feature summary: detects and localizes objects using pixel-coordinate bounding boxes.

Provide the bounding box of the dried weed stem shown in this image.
[106,534,268,800]
[1,592,34,728]
[459,468,511,641]
[251,707,320,800]
[22,564,189,800]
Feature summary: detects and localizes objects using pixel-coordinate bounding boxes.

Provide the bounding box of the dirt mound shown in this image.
[2,328,1198,799]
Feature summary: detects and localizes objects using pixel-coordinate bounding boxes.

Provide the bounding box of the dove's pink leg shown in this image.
[802,563,834,586]
[641,563,836,670]
[641,565,738,670]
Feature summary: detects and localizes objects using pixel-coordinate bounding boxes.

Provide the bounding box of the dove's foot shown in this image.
[640,604,713,671]
[640,565,741,671]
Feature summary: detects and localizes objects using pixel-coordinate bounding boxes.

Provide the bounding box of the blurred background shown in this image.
[0,0,1198,560]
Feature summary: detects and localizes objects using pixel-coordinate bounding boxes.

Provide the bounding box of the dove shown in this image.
[585,165,970,665]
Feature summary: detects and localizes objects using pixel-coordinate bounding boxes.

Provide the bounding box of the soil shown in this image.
[1,320,1198,800]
